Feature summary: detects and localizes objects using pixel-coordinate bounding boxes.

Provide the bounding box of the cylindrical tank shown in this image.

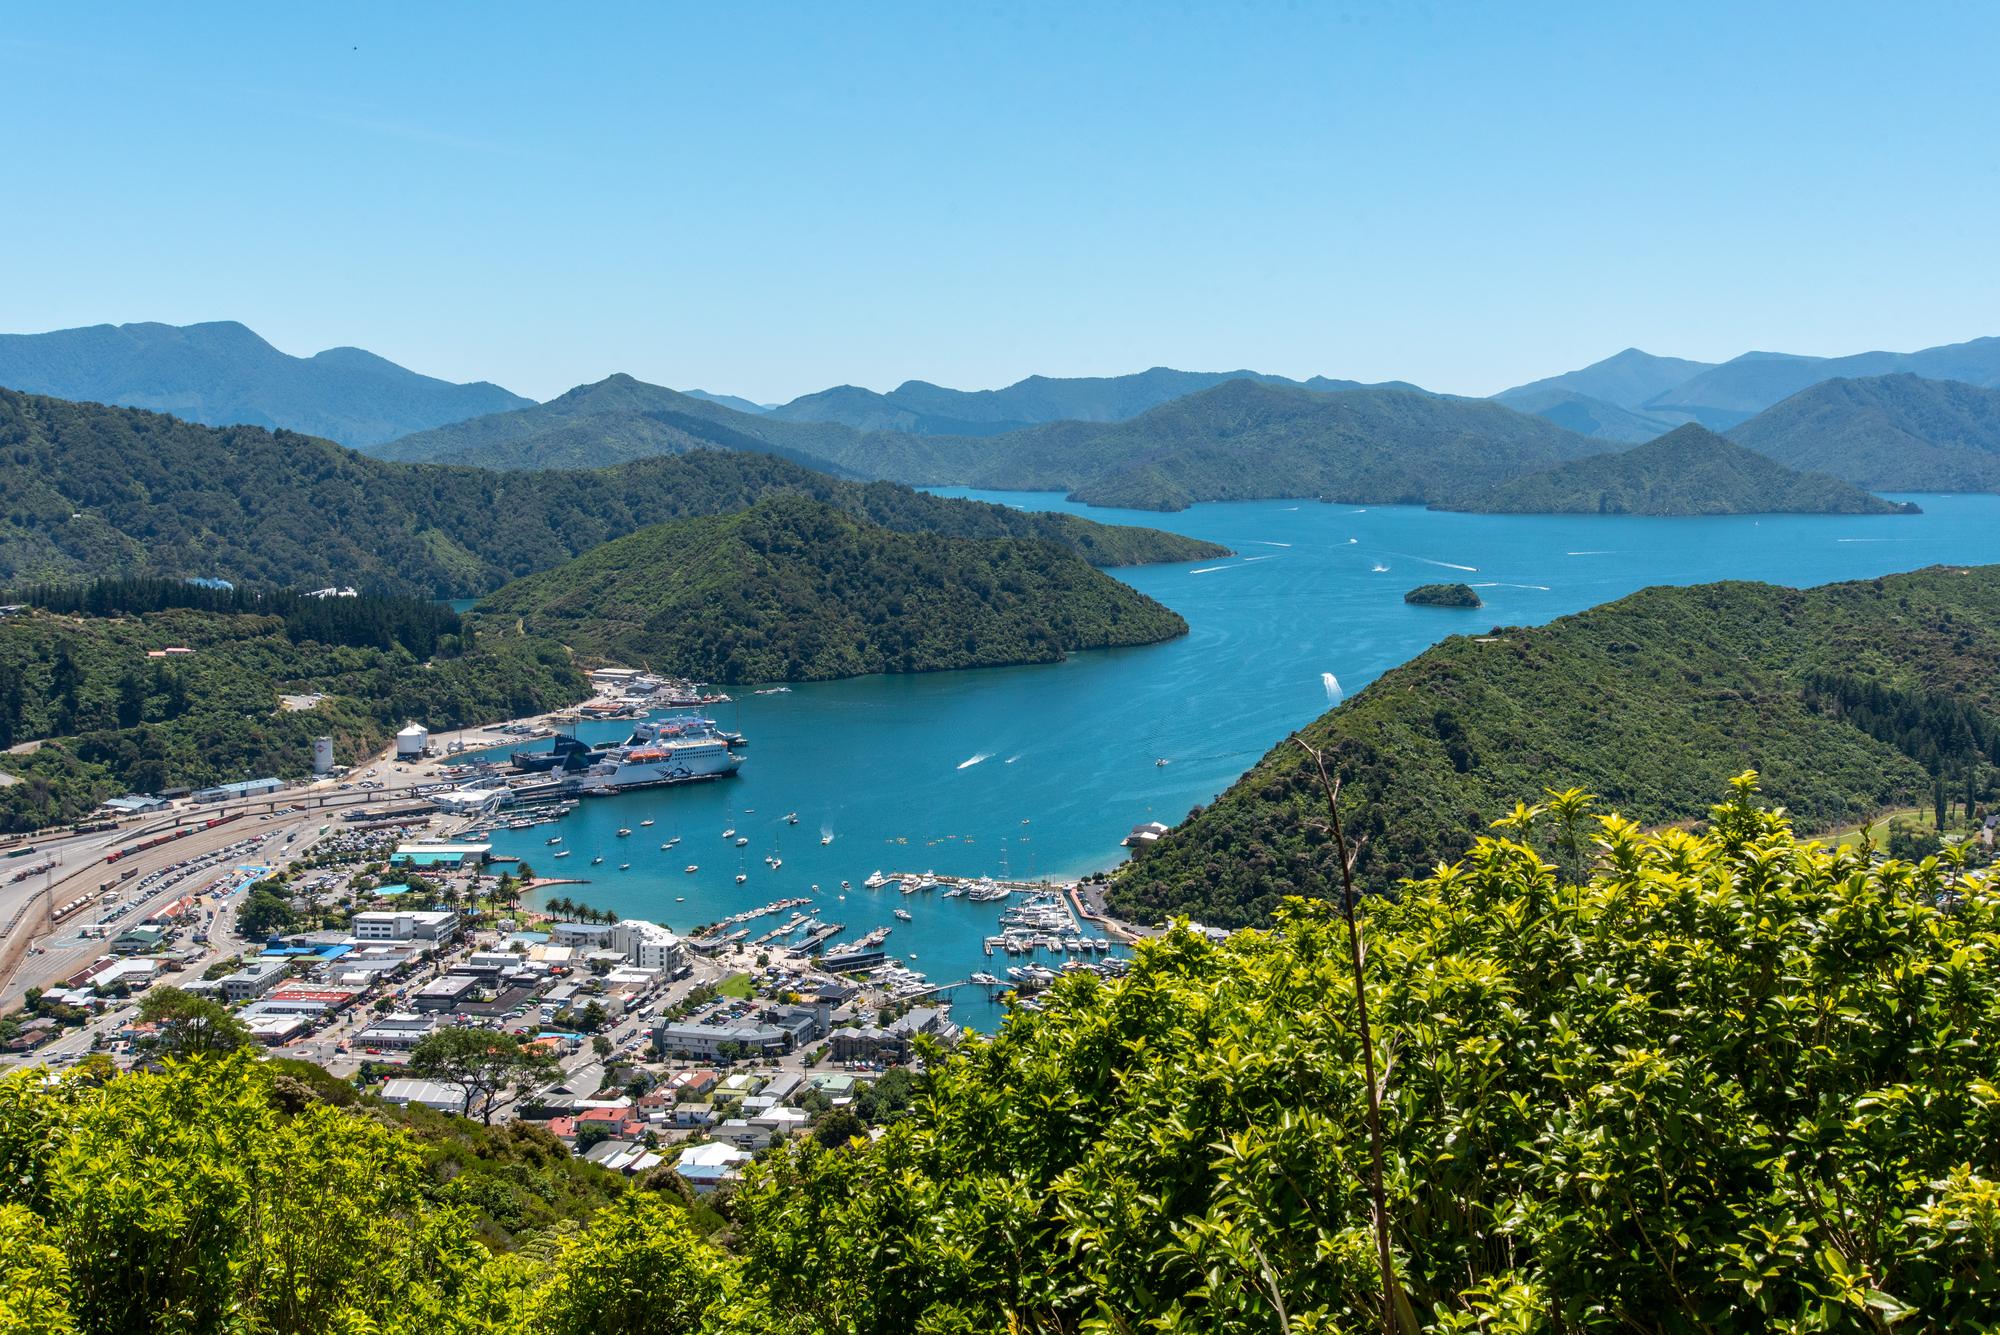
[312,736,336,774]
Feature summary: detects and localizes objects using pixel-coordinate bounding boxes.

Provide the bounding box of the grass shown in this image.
[716,972,755,1000]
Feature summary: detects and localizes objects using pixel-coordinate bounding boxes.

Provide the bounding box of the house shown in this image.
[751,1107,810,1140]
[242,1012,309,1045]
[829,1006,960,1065]
[582,1140,663,1175]
[110,926,168,955]
[676,1142,754,1192]
[711,1118,773,1150]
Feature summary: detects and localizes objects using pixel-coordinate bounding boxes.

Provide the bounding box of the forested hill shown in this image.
[0,320,528,447]
[803,378,1614,511]
[1112,564,2000,927]
[1726,373,2000,491]
[1441,423,1914,515]
[370,373,869,471]
[474,495,1190,683]
[0,389,1219,595]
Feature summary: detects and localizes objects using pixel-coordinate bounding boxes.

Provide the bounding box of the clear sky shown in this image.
[4,1,1997,404]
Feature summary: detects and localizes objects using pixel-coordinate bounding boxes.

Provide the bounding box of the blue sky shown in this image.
[4,2,1997,403]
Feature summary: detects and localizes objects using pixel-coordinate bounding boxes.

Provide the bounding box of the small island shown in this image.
[1404,582,1483,608]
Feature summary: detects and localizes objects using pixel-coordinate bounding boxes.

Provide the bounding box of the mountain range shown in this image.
[1443,423,1915,516]
[0,320,530,447]
[1724,373,2000,492]
[0,388,1219,596]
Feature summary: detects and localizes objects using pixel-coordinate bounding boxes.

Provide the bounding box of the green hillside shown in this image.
[0,592,585,830]
[474,495,1189,682]
[0,319,529,447]
[1728,373,2000,491]
[1644,334,2000,428]
[0,388,1219,595]
[1112,564,2000,927]
[1444,423,1914,514]
[1486,385,1689,441]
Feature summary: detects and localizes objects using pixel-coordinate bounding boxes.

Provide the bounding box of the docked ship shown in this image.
[509,733,597,774]
[574,715,743,795]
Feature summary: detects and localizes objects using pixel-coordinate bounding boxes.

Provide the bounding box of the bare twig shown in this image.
[1291,733,1400,1335]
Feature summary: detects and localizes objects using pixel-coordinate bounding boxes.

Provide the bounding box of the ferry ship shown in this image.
[574,716,743,796]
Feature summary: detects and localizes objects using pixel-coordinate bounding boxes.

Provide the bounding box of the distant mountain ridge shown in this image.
[0,320,530,447]
[759,365,1428,436]
[1726,374,2000,491]
[1494,348,1719,411]
[1444,424,1915,515]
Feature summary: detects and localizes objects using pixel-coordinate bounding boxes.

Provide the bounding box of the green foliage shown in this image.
[724,784,2000,1330]
[407,1029,559,1125]
[1403,582,1482,608]
[519,1193,729,1335]
[0,603,585,830]
[1117,564,2000,926]
[135,986,253,1059]
[237,887,296,940]
[475,496,1190,683]
[0,388,1217,595]
[1446,423,1914,515]
[0,1203,79,1335]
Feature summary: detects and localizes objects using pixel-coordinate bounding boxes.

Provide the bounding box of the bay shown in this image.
[477,490,2000,1030]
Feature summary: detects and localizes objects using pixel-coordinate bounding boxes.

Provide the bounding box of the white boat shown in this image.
[546,836,562,845]
[617,828,632,837]
[722,827,736,839]
[820,834,833,846]
[735,873,748,884]
[664,835,680,847]
[553,850,571,858]
[735,837,750,847]
[785,812,799,824]
[591,855,604,865]
[894,908,913,921]
[840,880,851,890]
[684,864,699,873]
[863,871,887,889]
[640,818,655,827]
[573,716,742,796]
[770,858,783,870]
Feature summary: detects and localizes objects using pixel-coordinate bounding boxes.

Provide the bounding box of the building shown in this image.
[675,1142,753,1192]
[828,1006,960,1065]
[220,958,293,1003]
[379,1078,470,1113]
[654,1004,828,1060]
[110,926,168,955]
[354,1012,436,1050]
[241,1012,309,1045]
[395,723,429,759]
[610,919,687,974]
[192,777,284,804]
[312,736,336,774]
[352,909,459,944]
[100,794,168,816]
[411,974,479,1012]
[388,842,490,871]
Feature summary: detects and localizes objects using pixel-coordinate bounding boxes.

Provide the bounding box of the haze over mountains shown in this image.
[0,320,530,447]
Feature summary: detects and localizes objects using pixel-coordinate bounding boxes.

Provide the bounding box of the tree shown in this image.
[406,1029,558,1124]
[811,1105,863,1150]
[135,986,252,1059]
[237,887,295,940]
[525,1193,728,1335]
[591,1034,612,1060]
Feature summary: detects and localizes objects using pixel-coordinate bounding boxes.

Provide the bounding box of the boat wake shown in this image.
[1836,537,1917,543]
[1383,549,1478,572]
[1371,561,1390,573]
[1566,550,1614,556]
[1248,540,1292,548]
[1004,754,1022,764]
[1471,582,1551,591]
[1322,671,1344,704]
[1192,556,1277,574]
[957,752,993,770]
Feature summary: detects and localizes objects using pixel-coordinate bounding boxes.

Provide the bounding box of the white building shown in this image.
[609,919,687,974]
[379,1078,469,1113]
[394,723,429,760]
[220,958,293,1003]
[675,1141,753,1192]
[352,909,459,944]
[312,736,336,775]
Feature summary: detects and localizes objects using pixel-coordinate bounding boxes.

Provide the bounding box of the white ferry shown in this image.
[575,716,743,796]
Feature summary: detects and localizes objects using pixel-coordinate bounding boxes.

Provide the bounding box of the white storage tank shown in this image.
[394,723,429,760]
[312,736,336,774]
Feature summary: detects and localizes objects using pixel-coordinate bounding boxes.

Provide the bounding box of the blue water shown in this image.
[480,491,2000,1030]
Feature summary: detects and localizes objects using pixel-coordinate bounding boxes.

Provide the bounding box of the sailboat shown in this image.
[591,854,604,865]
[640,818,655,827]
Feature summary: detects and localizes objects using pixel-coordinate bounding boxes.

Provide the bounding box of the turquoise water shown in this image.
[483,490,2000,1030]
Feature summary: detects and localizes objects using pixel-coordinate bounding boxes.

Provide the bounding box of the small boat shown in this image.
[553,850,572,859]
[735,837,750,847]
[618,862,630,870]
[591,855,604,865]
[1155,757,1170,767]
[785,812,799,825]
[863,871,887,889]
[840,880,851,890]
[722,827,736,838]
[735,873,748,884]
[770,858,783,870]
[684,864,699,873]
[820,834,833,846]
[675,895,685,902]
[546,836,563,845]
[640,818,655,827]
[664,835,681,848]
[894,909,912,922]
[617,828,632,837]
